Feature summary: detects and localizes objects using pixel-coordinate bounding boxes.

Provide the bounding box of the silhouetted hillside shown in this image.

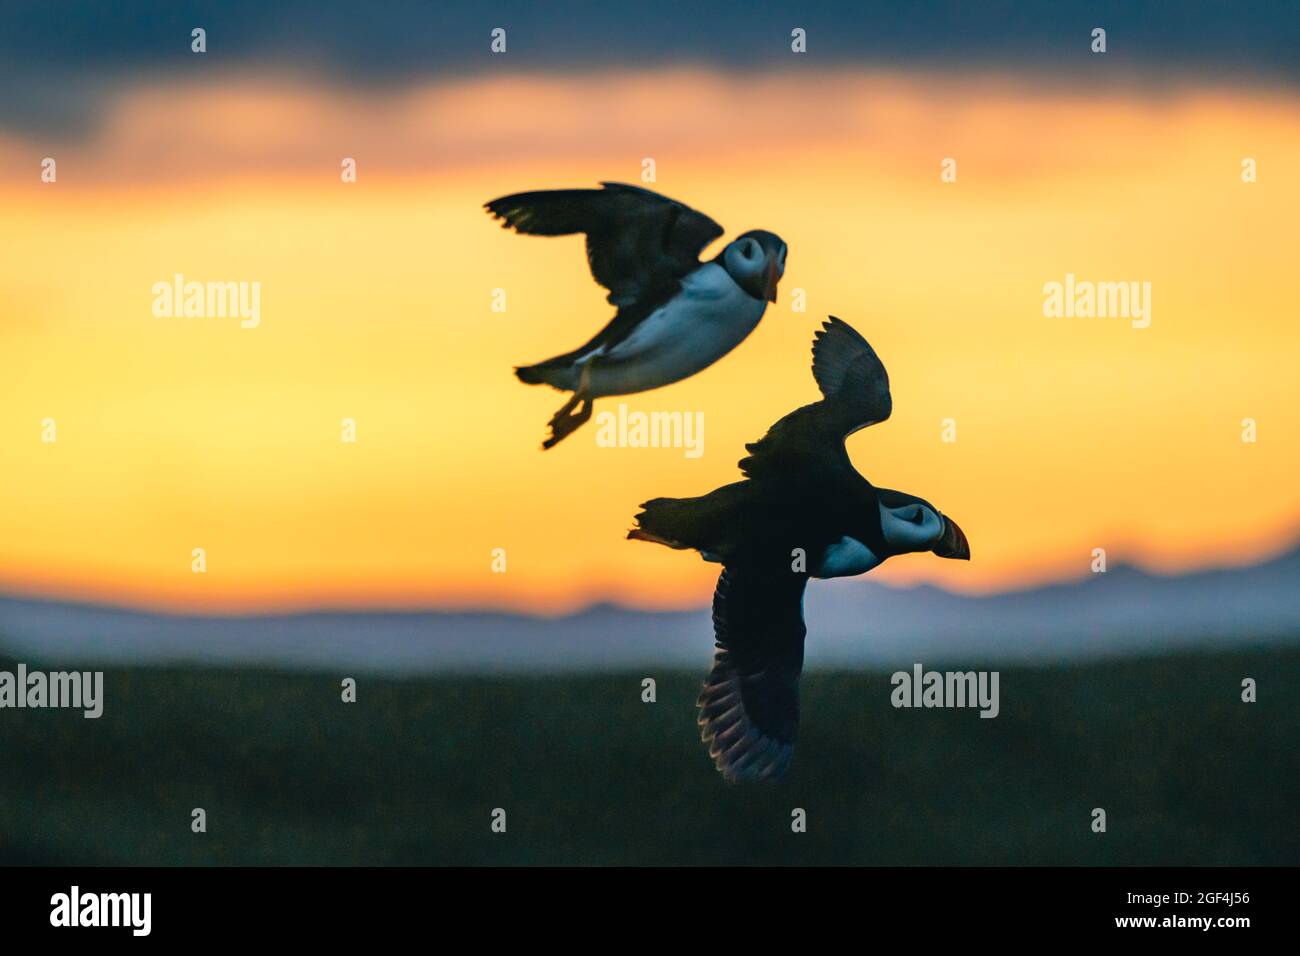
[2,547,1298,673]
[1,646,1295,865]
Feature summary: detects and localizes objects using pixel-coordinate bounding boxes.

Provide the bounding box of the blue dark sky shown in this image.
[3,0,1298,136]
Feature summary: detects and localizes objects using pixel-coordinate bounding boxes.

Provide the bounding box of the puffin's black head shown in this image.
[722,229,787,302]
[876,488,970,561]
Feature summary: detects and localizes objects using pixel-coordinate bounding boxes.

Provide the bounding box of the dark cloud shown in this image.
[3,0,1297,138]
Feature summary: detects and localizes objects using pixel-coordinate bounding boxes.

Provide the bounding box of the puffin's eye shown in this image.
[743,242,757,259]
[907,508,925,524]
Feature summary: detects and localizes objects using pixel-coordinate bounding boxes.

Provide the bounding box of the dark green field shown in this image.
[1,646,1296,865]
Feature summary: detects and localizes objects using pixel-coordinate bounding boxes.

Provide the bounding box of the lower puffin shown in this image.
[628,316,970,782]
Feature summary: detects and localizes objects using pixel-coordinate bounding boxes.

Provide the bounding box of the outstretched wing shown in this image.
[738,316,892,480]
[484,182,725,308]
[697,564,808,782]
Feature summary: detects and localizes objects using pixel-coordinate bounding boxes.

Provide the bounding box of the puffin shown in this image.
[628,317,970,782]
[485,182,787,448]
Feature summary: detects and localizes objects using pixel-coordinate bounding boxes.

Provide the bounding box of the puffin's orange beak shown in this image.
[933,517,971,560]
[762,256,780,302]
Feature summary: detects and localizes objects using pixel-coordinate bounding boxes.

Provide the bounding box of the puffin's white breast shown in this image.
[814,536,883,579]
[588,263,767,397]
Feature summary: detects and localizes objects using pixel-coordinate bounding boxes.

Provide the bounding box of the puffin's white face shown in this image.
[723,233,785,302]
[879,499,945,552]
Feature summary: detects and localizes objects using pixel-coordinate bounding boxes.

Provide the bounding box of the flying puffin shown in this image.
[485,182,787,448]
[628,317,970,782]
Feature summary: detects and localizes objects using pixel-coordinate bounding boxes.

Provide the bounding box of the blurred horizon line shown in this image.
[3,530,1298,620]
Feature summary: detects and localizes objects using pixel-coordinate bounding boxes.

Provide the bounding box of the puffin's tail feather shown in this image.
[515,362,568,387]
[628,497,700,551]
[514,364,546,385]
[514,358,580,391]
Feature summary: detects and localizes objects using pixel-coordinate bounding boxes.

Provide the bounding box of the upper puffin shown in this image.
[628,317,970,782]
[485,182,787,448]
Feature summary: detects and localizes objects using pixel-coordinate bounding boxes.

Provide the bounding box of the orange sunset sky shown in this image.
[1,69,1298,613]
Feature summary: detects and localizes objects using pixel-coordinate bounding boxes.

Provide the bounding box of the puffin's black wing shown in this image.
[698,564,808,782]
[809,316,892,416]
[738,316,892,480]
[484,182,725,308]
